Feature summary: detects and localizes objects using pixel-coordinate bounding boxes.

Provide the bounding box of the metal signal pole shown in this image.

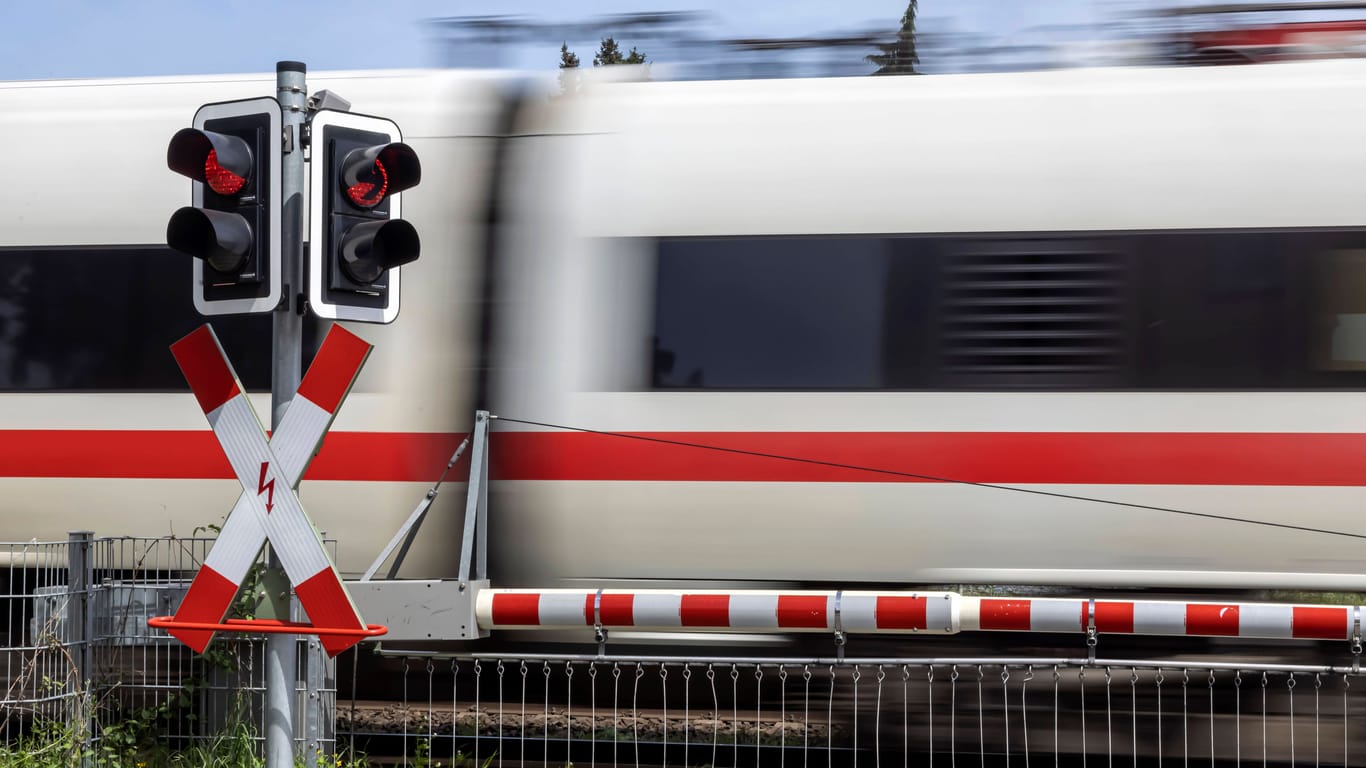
[267,59,308,768]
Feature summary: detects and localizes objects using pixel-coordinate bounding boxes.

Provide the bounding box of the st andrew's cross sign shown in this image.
[159,324,376,657]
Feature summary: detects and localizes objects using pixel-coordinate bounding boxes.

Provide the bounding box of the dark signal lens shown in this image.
[346,159,388,208]
[204,150,247,195]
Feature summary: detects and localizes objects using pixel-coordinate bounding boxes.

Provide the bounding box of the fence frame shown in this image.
[0,532,336,766]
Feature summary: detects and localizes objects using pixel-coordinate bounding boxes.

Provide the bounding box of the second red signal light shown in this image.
[308,110,422,324]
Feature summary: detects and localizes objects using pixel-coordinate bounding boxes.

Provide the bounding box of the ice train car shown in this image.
[488,60,1366,592]
[3,61,1366,596]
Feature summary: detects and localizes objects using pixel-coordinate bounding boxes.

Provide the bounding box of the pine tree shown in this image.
[593,37,625,66]
[867,0,918,75]
[558,38,647,95]
[559,42,580,69]
[558,42,580,95]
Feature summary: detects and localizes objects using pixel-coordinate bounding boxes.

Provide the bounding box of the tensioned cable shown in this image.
[494,415,1366,542]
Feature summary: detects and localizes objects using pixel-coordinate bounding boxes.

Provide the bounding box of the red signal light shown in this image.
[345,159,388,208]
[205,150,247,195]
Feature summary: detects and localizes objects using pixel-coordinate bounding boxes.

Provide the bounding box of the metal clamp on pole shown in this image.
[594,588,607,657]
[833,590,845,663]
[1352,605,1362,673]
[1086,598,1098,664]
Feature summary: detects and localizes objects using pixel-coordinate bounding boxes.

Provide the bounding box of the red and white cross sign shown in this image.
[167,324,371,657]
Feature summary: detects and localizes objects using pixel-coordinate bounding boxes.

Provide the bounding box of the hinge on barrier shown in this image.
[833,590,846,662]
[1352,605,1362,674]
[1086,598,1098,664]
[593,588,607,658]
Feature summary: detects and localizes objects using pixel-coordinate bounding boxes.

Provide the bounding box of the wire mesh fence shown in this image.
[8,533,1366,766]
[340,652,1366,767]
[0,533,336,765]
[0,537,86,737]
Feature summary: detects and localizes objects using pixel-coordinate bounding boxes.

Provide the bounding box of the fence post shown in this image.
[66,530,94,762]
[304,636,330,761]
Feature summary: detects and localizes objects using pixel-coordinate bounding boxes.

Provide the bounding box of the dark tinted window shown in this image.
[651,230,1366,390]
[653,237,900,389]
[0,247,324,391]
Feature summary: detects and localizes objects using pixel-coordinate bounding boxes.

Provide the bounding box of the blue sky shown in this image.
[1,0,1117,81]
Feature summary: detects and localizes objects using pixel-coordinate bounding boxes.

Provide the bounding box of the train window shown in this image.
[1308,249,1366,372]
[0,247,325,391]
[1132,231,1294,387]
[652,237,904,389]
[651,230,1366,391]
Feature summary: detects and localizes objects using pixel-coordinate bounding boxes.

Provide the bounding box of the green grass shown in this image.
[0,719,495,768]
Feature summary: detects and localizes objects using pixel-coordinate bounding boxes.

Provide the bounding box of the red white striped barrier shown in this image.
[962,597,1359,641]
[477,590,1361,642]
[170,325,371,657]
[477,590,958,634]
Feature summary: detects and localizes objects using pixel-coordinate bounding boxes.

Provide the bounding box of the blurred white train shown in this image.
[4,60,1366,595]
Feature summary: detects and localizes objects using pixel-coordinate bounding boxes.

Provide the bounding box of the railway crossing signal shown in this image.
[308,110,422,324]
[159,66,413,768]
[167,97,283,316]
[165,324,374,657]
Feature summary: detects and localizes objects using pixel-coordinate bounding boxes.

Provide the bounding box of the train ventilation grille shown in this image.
[940,242,1127,382]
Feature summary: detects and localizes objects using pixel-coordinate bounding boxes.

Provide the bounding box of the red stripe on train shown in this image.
[0,431,463,481]
[5,430,1366,485]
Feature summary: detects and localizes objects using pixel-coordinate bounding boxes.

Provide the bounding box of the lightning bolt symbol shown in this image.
[257,461,276,514]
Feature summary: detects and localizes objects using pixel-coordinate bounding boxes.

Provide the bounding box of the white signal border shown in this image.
[188,97,283,316]
[307,109,404,324]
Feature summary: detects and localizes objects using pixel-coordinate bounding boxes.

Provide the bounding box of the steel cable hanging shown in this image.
[493,415,1366,542]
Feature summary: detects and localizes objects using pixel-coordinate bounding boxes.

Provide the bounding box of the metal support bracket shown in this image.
[458,411,492,584]
[1352,605,1362,673]
[594,588,608,657]
[1086,598,1098,664]
[345,579,487,641]
[342,411,493,644]
[833,590,846,663]
[362,435,472,581]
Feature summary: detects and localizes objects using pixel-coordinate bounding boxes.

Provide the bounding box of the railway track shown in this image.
[337,698,843,766]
